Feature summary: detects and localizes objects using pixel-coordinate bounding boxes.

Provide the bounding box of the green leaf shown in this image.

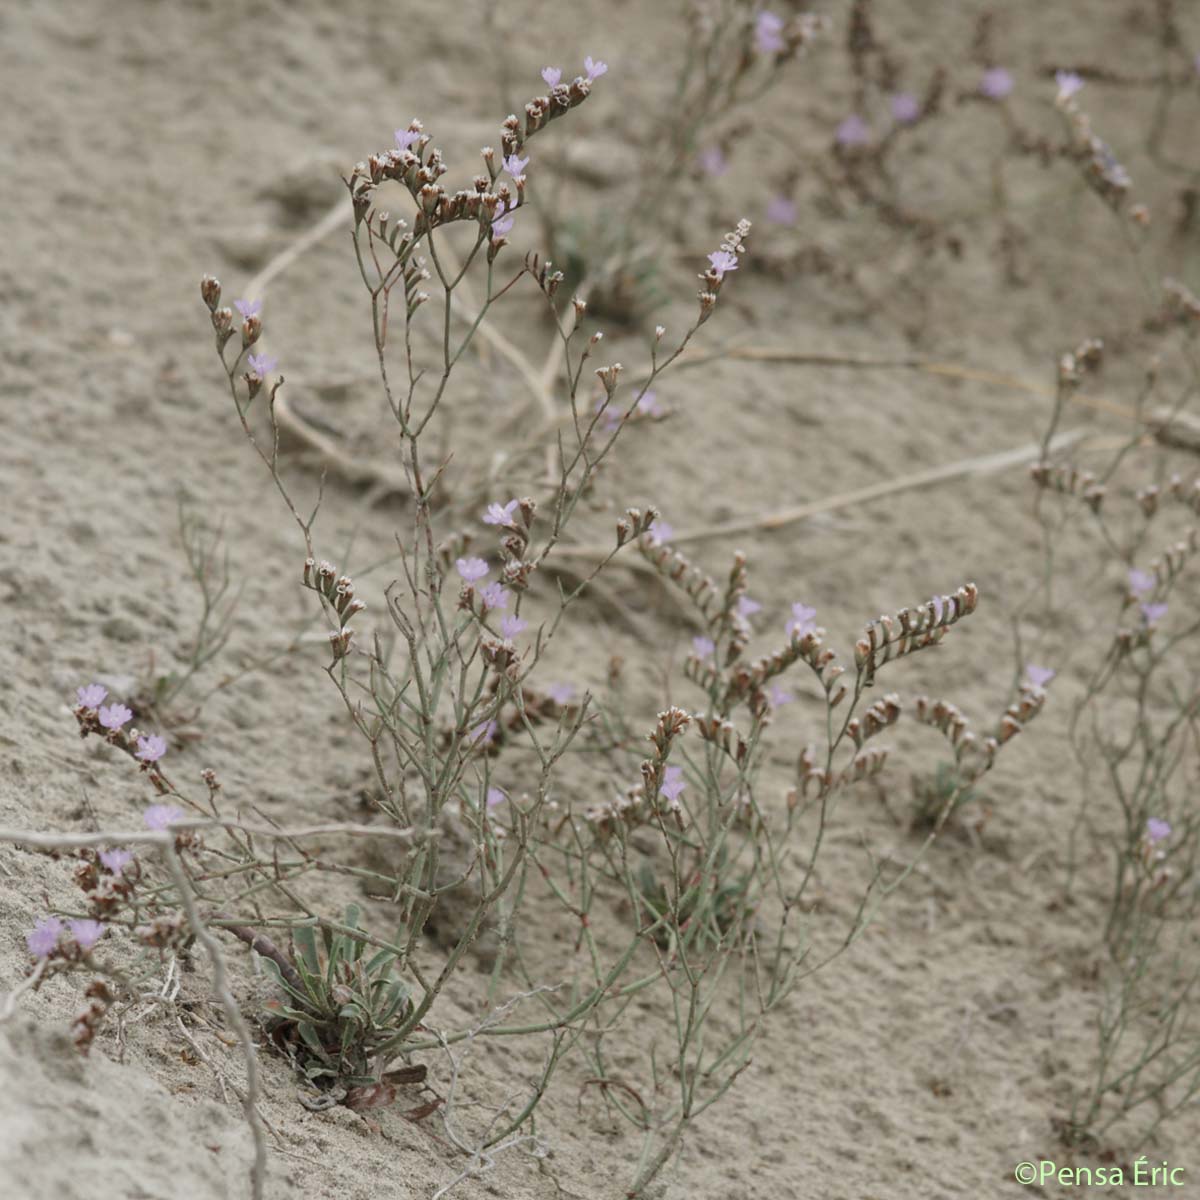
[294,924,322,976]
[257,954,314,1011]
[364,948,397,977]
[297,1021,332,1064]
[377,981,411,1024]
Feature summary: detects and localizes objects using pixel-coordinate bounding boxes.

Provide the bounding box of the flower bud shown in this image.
[200,275,222,312]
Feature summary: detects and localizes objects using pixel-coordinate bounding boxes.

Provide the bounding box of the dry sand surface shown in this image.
[2,1,1200,1198]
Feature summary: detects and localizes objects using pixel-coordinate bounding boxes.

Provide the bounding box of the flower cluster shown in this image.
[697,220,752,325]
[74,684,169,774]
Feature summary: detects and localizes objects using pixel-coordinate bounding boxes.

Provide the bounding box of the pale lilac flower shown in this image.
[1024,665,1055,690]
[754,11,786,55]
[660,765,686,803]
[836,114,870,146]
[99,848,134,876]
[980,67,1013,99]
[547,682,575,705]
[891,92,921,123]
[1141,602,1168,625]
[480,582,510,610]
[500,615,528,639]
[765,195,797,225]
[768,683,794,707]
[395,127,421,151]
[636,391,663,417]
[76,683,108,709]
[247,352,278,380]
[503,153,529,177]
[707,249,738,278]
[26,916,63,959]
[737,596,762,619]
[144,804,182,830]
[647,519,674,545]
[786,603,817,638]
[136,734,167,763]
[1146,817,1171,845]
[1055,71,1083,101]
[486,787,508,809]
[584,56,608,82]
[491,201,515,237]
[483,499,519,526]
[699,146,728,177]
[692,636,716,660]
[98,703,132,731]
[69,919,105,952]
[456,557,489,583]
[471,719,499,746]
[1128,568,1155,596]
[234,298,262,319]
[541,66,562,88]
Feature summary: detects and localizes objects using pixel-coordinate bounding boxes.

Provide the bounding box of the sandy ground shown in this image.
[3,1,1200,1197]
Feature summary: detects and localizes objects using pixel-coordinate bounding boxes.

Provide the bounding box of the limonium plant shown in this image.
[1012,75,1200,1149]
[2,45,1051,1200]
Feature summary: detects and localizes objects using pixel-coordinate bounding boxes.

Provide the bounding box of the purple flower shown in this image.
[1146,817,1171,845]
[1128,568,1155,596]
[660,765,686,804]
[99,848,134,876]
[1141,602,1168,626]
[69,919,105,952]
[980,67,1013,99]
[456,557,489,583]
[636,391,663,417]
[647,519,673,545]
[136,734,168,763]
[754,11,786,55]
[500,615,528,639]
[234,298,262,319]
[470,719,499,746]
[786,603,817,638]
[1024,665,1055,689]
[486,787,508,809]
[765,195,797,225]
[26,916,63,959]
[768,684,794,708]
[737,596,762,619]
[699,146,728,177]
[891,92,921,123]
[491,201,515,237]
[707,249,738,278]
[483,499,519,526]
[480,582,510,610]
[395,127,421,152]
[502,153,529,177]
[247,352,278,380]
[1055,71,1083,101]
[584,56,608,82]
[144,804,183,831]
[835,114,870,146]
[98,703,132,731]
[692,636,716,660]
[76,683,108,709]
[541,66,562,88]
[547,682,575,706]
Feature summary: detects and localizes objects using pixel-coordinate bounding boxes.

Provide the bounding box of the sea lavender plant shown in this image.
[3,44,1018,1200]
